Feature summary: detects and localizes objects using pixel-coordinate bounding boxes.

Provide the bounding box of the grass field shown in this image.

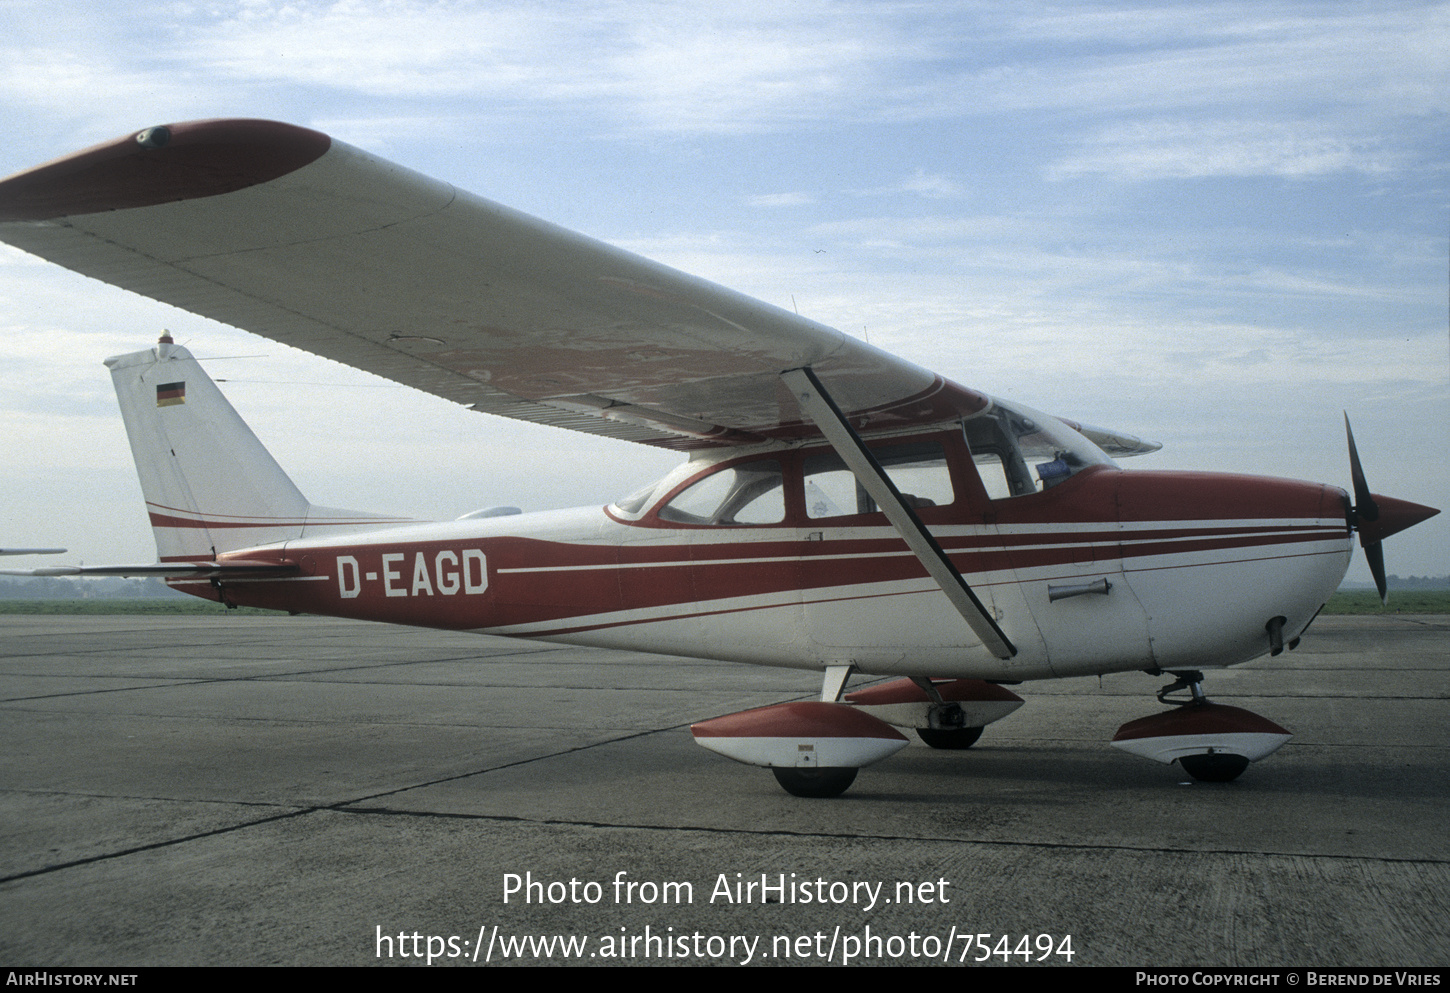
[1,591,1445,616]
[1322,589,1450,615]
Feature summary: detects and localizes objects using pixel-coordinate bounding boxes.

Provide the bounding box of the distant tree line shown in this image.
[1338,574,1450,591]
[1385,575,1450,590]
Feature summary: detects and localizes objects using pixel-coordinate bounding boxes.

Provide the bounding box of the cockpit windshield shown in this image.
[610,458,785,525]
[963,399,1114,500]
[610,460,703,518]
[656,459,784,525]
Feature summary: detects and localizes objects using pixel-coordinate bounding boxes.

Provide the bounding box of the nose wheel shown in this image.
[915,726,984,749]
[1177,751,1251,782]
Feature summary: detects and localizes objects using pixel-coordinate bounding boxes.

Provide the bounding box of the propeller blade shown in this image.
[1364,541,1388,605]
[1342,413,1440,605]
[1343,413,1378,524]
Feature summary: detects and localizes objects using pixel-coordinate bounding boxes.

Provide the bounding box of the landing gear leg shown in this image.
[1156,669,1207,707]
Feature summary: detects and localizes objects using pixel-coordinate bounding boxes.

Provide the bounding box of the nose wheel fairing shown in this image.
[1112,670,1291,781]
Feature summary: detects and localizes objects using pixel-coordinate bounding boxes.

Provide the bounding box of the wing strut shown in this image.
[781,367,1016,660]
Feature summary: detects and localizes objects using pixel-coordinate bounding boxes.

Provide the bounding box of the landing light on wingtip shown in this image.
[135,126,170,149]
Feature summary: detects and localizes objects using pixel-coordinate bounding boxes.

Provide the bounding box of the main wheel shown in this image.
[772,766,858,798]
[1178,752,1250,782]
[916,726,983,750]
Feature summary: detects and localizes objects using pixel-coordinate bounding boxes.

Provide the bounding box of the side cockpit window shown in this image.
[964,401,1113,500]
[657,460,785,526]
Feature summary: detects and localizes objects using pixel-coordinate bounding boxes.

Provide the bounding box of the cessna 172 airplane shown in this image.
[0,119,1437,796]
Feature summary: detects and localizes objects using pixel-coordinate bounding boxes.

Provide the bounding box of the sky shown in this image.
[0,0,1446,582]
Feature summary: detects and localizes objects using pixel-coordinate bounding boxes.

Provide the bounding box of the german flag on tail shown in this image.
[155,382,185,407]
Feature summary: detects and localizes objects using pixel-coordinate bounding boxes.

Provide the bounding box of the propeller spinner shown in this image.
[1343,414,1440,603]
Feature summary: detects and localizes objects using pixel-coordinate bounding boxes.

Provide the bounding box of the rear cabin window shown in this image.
[802,442,953,520]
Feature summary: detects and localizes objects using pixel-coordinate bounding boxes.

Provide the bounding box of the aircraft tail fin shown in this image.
[106,335,405,560]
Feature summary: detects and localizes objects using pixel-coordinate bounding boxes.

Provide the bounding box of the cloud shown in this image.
[850,169,965,200]
[974,3,1448,116]
[1048,119,1403,180]
[177,0,930,134]
[9,1,1444,154]
[747,192,816,208]
[892,170,965,198]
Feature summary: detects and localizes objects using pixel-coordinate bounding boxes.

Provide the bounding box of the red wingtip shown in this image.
[0,119,330,223]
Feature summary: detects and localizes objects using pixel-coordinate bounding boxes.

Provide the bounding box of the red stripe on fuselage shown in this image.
[207,518,1344,629]
[199,468,1347,630]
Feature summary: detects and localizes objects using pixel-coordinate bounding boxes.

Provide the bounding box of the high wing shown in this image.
[0,119,1159,455]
